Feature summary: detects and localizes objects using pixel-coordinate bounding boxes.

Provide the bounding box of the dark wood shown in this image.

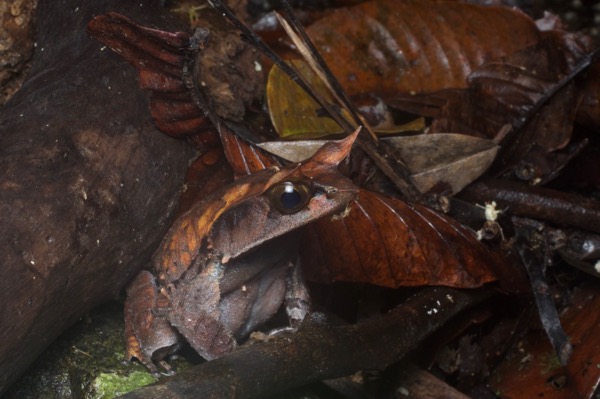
[459,178,600,234]
[119,287,487,399]
[0,0,194,393]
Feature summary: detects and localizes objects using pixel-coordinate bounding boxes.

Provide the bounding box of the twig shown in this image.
[513,218,572,365]
[458,178,600,234]
[275,1,377,141]
[118,287,489,399]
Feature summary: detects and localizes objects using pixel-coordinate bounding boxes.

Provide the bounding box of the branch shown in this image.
[513,218,572,365]
[119,287,488,399]
[458,178,600,234]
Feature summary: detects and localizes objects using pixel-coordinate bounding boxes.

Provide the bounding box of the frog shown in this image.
[123,130,359,374]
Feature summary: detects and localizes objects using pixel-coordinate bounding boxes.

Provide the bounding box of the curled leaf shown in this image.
[428,34,595,182]
[87,13,209,139]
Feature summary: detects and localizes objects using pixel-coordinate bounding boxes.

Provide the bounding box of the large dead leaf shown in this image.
[303,0,542,97]
[378,22,595,183]
[301,189,516,289]
[297,0,595,184]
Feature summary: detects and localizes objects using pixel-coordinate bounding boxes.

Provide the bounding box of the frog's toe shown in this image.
[267,325,298,337]
[156,359,176,376]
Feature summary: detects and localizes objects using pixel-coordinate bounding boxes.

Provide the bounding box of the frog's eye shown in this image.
[267,181,312,214]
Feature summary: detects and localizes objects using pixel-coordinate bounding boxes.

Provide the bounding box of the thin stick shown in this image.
[275,4,378,142]
[514,218,572,365]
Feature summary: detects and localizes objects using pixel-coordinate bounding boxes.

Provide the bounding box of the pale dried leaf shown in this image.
[387,133,499,194]
[259,133,498,195]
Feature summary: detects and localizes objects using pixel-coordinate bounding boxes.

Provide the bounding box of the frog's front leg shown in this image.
[124,270,181,375]
[285,256,311,329]
[243,258,311,340]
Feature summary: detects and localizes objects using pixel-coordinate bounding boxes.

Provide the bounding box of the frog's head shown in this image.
[158,128,359,284]
[205,128,360,263]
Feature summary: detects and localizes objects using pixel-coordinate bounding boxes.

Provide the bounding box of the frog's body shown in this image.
[124,132,358,373]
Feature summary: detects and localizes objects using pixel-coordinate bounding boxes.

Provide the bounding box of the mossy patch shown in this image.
[92,371,156,399]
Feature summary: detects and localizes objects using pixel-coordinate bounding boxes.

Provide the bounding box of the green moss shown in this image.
[92,371,156,399]
[4,302,197,399]
[540,352,562,375]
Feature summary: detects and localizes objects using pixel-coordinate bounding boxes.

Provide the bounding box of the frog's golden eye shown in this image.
[267,181,312,214]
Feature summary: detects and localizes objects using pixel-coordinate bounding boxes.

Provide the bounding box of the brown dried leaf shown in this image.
[88,10,265,141]
[304,0,541,97]
[219,124,280,177]
[298,0,595,184]
[397,31,592,134]
[302,189,509,289]
[445,36,585,133]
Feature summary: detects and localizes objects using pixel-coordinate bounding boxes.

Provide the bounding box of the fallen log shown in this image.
[0,0,194,393]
